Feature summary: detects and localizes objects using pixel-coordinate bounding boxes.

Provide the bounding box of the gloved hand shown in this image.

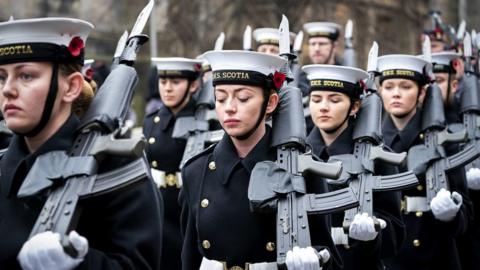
[18,231,88,270]
[348,212,387,241]
[466,167,480,190]
[430,188,462,222]
[286,246,329,270]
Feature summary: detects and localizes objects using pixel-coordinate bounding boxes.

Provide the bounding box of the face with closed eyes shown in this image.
[214,84,278,138]
[309,90,358,132]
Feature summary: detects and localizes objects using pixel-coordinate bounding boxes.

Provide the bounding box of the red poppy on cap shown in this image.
[68,36,84,57]
[273,71,286,89]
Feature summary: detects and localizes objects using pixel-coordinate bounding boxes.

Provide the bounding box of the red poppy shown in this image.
[68,36,84,57]
[85,68,94,81]
[272,71,286,89]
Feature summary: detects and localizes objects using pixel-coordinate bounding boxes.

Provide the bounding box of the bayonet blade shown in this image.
[114,30,129,59]
[345,20,353,39]
[8,15,14,21]
[279,14,291,55]
[422,36,432,63]
[129,0,154,38]
[367,41,378,73]
[293,30,304,53]
[214,32,225,51]
[457,20,466,41]
[243,25,252,51]
[464,32,472,58]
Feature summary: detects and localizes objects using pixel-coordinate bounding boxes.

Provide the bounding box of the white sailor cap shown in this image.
[151,57,202,79]
[203,50,287,90]
[0,17,93,65]
[431,51,460,73]
[82,59,95,81]
[196,54,211,72]
[377,54,430,85]
[302,64,367,99]
[303,22,341,40]
[253,27,296,46]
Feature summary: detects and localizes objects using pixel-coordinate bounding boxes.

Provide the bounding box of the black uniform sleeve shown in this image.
[77,175,163,270]
[179,161,203,270]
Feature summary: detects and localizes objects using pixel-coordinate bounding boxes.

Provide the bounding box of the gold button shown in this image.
[344,244,350,249]
[148,137,156,144]
[266,242,275,252]
[419,133,424,140]
[166,174,177,187]
[154,116,160,123]
[417,185,424,191]
[208,161,216,170]
[201,199,209,208]
[416,211,423,217]
[151,160,158,168]
[202,240,211,249]
[413,239,421,247]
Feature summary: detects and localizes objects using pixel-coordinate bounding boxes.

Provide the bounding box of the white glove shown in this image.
[286,246,329,270]
[466,167,480,190]
[348,212,386,241]
[18,231,88,270]
[430,188,462,222]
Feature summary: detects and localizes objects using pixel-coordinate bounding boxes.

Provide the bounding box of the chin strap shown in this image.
[20,63,59,138]
[233,88,270,141]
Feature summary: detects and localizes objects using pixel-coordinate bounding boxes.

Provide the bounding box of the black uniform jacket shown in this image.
[0,115,163,270]
[307,125,405,270]
[179,126,342,270]
[382,110,472,270]
[143,100,195,270]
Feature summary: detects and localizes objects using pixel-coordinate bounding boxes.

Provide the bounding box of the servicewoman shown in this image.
[379,54,471,270]
[303,64,405,270]
[0,17,163,269]
[179,50,340,270]
[143,57,201,270]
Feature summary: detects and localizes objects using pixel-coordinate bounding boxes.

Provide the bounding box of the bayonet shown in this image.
[114,30,129,59]
[214,32,225,51]
[464,32,473,59]
[364,41,378,92]
[456,20,466,41]
[345,20,353,46]
[243,25,252,51]
[293,30,304,54]
[279,15,291,57]
[129,0,154,39]
[343,19,356,67]
[112,30,128,67]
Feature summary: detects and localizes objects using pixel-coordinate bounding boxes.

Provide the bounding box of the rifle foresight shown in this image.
[119,34,149,65]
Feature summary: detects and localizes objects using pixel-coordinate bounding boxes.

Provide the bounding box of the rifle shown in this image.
[327,42,419,231]
[16,0,155,257]
[407,36,480,205]
[172,76,224,169]
[172,33,225,169]
[343,19,357,68]
[459,33,480,170]
[248,15,359,269]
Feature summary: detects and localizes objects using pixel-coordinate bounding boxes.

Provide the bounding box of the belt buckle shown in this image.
[223,263,248,270]
[165,173,179,188]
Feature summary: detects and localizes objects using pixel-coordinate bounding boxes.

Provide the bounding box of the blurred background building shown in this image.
[1,0,478,124]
